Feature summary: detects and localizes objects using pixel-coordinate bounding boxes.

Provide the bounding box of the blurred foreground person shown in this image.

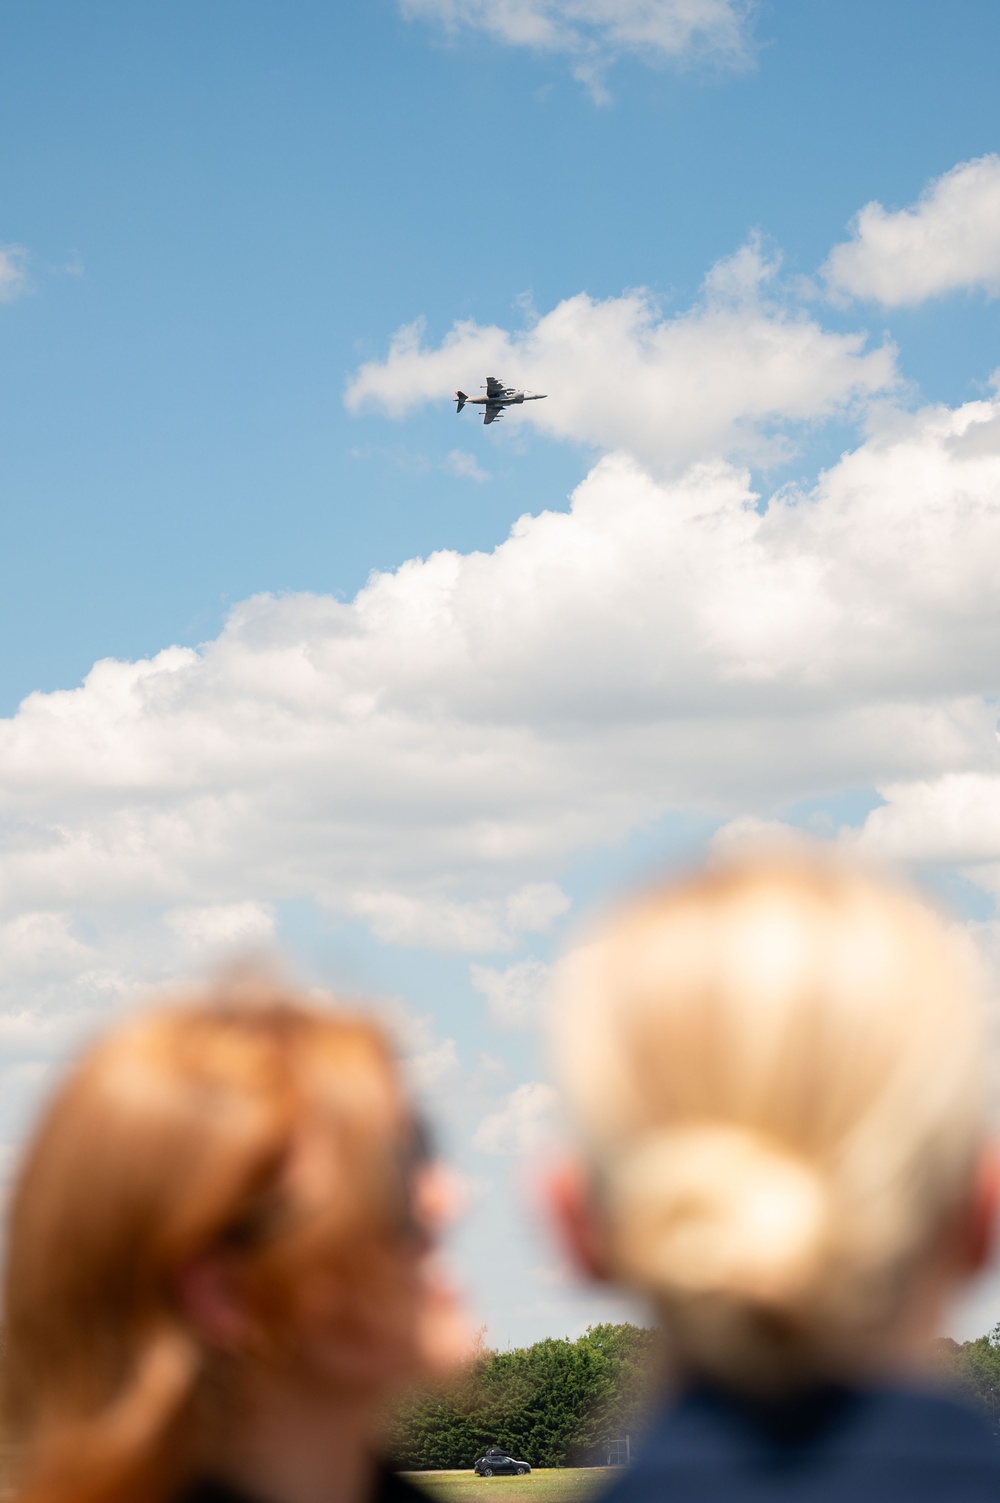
[551,856,1000,1500]
[3,981,462,1503]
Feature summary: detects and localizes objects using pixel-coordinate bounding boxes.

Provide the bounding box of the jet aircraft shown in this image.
[454,376,547,425]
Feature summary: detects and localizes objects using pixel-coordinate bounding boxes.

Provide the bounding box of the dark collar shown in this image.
[179,1464,429,1503]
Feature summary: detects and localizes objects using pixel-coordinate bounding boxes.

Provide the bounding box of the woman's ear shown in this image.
[963,1143,1000,1276]
[175,1253,256,1351]
[413,1161,461,1238]
[545,1158,611,1283]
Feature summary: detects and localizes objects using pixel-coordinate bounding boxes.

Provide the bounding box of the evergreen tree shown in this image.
[933,1325,1000,1434]
[387,1323,657,1470]
[391,1320,1000,1470]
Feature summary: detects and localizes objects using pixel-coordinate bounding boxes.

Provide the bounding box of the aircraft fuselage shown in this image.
[465,391,540,406]
[454,378,547,423]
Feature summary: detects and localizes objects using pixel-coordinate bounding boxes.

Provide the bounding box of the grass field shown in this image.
[405,1469,612,1503]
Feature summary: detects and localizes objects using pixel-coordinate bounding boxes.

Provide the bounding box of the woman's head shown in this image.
[3,977,444,1503]
[552,855,992,1390]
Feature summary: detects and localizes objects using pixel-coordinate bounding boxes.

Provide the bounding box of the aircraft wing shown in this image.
[483,404,503,425]
[485,376,506,398]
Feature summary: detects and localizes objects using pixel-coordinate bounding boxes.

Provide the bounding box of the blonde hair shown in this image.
[2,980,416,1503]
[553,856,986,1389]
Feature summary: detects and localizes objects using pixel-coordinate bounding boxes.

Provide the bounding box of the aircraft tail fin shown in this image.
[455,390,468,413]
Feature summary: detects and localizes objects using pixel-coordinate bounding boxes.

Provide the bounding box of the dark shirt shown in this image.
[601,1383,1000,1502]
[181,1466,428,1503]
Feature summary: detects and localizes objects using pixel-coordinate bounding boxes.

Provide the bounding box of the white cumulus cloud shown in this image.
[400,0,756,98]
[445,448,491,482]
[346,241,896,475]
[0,244,29,302]
[3,297,1000,1153]
[824,155,1000,307]
[381,1005,462,1095]
[349,884,569,954]
[856,773,1000,877]
[164,901,277,958]
[2,394,1000,957]
[470,957,553,1027]
[474,1081,558,1154]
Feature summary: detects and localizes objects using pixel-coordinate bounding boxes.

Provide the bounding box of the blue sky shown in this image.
[5,0,1000,707]
[4,0,1000,1345]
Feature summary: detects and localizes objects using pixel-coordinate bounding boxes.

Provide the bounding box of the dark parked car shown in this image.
[474,1448,531,1477]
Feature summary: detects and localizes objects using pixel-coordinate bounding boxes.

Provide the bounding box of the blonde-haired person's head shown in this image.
[551,854,994,1393]
[2,976,457,1503]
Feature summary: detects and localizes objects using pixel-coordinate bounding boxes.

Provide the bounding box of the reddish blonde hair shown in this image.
[3,979,414,1503]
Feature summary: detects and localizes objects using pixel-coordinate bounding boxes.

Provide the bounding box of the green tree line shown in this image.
[387,1323,657,1470]
[389,1321,1000,1470]
[934,1326,1000,1434]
